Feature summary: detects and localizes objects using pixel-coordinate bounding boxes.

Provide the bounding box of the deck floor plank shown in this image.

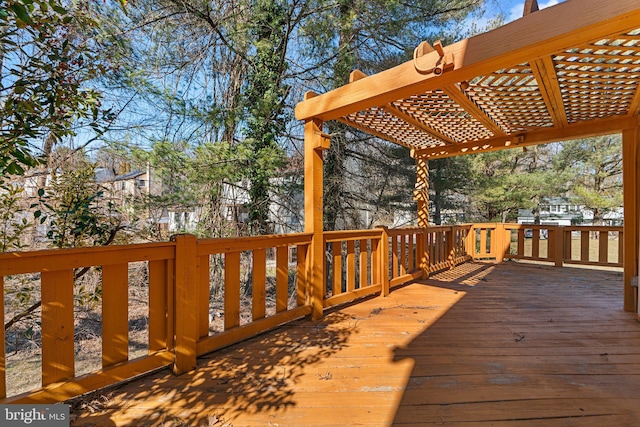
[70,262,640,426]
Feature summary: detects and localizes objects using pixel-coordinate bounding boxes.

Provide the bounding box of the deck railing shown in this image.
[468,223,623,268]
[0,223,622,403]
[0,241,178,403]
[324,229,384,308]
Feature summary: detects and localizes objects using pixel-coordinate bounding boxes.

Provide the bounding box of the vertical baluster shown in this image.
[376,227,390,296]
[173,234,197,374]
[564,229,573,262]
[517,228,525,257]
[371,237,380,286]
[149,259,168,352]
[41,270,75,384]
[276,246,288,313]
[253,249,267,320]
[225,252,241,330]
[359,239,368,288]
[599,230,609,265]
[165,258,175,351]
[332,242,342,296]
[197,255,210,339]
[392,235,399,279]
[296,245,308,306]
[102,263,129,368]
[618,230,624,265]
[408,234,414,272]
[347,240,356,292]
[400,235,407,275]
[581,230,590,262]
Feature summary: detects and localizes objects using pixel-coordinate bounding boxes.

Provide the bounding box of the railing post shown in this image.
[377,226,390,296]
[304,118,329,321]
[172,234,198,375]
[495,224,509,262]
[554,226,564,267]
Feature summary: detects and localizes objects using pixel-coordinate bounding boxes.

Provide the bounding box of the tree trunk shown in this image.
[324,0,356,231]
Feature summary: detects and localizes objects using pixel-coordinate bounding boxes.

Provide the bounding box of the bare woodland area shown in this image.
[0,0,626,398]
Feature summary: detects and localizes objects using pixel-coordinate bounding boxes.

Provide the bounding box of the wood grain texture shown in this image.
[102,263,129,368]
[252,249,267,321]
[41,270,75,385]
[148,259,168,352]
[72,262,640,426]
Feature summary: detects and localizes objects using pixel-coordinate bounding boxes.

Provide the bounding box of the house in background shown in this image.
[517,197,623,226]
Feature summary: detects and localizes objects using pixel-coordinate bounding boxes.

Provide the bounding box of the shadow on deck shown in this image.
[70,262,640,427]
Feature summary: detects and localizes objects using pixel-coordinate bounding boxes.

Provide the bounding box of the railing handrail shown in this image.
[323,229,383,242]
[0,241,177,276]
[197,232,312,254]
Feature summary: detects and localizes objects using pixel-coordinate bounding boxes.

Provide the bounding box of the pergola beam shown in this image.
[295,0,640,123]
[523,0,539,16]
[383,103,458,145]
[412,115,640,159]
[442,84,506,137]
[531,56,569,127]
[628,84,640,117]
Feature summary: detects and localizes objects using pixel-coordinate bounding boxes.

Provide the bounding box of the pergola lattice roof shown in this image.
[295,0,640,159]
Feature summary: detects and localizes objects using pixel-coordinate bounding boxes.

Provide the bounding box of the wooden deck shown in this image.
[70,262,640,427]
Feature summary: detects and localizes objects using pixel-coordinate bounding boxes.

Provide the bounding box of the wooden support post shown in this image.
[414,156,430,228]
[623,127,640,313]
[304,119,329,321]
[495,223,509,262]
[172,234,197,374]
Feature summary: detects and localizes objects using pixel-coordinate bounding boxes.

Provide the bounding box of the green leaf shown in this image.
[52,5,67,15]
[10,3,33,25]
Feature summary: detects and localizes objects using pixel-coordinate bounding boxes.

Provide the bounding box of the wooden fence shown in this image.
[0,224,620,403]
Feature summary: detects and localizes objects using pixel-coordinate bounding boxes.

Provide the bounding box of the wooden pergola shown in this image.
[295,0,640,317]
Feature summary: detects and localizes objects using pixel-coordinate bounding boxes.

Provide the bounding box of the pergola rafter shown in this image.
[296,0,640,318]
